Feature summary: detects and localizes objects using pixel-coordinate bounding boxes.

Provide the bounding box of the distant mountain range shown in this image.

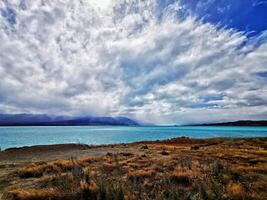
[0,114,266,127]
[195,120,267,126]
[0,114,139,126]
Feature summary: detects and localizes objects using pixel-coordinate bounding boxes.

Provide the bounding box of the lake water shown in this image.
[0,126,267,150]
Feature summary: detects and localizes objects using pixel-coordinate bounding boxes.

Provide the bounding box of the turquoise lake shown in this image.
[0,126,267,150]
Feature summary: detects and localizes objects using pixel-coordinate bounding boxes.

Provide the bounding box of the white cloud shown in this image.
[0,0,266,124]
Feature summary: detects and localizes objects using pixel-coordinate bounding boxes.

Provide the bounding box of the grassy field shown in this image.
[0,137,266,200]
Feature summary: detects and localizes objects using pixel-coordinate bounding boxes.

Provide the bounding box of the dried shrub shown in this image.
[53,160,74,171]
[128,169,155,182]
[102,162,118,172]
[40,173,76,193]
[79,180,98,199]
[17,160,78,178]
[17,164,47,178]
[169,167,197,186]
[226,183,246,200]
[4,188,62,200]
[97,182,124,200]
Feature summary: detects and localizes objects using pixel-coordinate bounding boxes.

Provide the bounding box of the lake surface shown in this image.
[0,126,267,150]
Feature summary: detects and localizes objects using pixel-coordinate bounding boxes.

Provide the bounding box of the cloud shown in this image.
[0,0,266,124]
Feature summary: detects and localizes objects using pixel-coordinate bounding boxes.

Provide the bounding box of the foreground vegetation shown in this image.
[1,137,267,200]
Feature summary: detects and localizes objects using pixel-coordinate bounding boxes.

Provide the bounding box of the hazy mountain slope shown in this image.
[0,114,139,126]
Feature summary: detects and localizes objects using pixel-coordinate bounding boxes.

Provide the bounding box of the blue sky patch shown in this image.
[201,94,225,103]
[1,7,16,25]
[257,71,267,78]
[159,0,267,37]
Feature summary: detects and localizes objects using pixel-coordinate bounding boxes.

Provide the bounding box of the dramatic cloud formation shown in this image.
[0,0,267,124]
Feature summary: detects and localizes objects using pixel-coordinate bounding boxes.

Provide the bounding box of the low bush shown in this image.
[169,167,197,186]
[4,188,62,200]
[17,164,46,178]
[128,169,155,182]
[226,183,246,200]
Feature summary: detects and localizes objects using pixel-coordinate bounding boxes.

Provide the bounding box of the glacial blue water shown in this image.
[0,126,266,150]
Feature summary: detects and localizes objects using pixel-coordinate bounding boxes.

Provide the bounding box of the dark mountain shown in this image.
[196,120,267,126]
[0,114,139,126]
[0,114,71,124]
[55,116,139,126]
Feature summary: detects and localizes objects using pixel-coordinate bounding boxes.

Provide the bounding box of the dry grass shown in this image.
[102,162,118,172]
[79,181,99,199]
[1,137,267,200]
[169,167,198,185]
[128,168,155,181]
[234,164,267,174]
[17,164,46,178]
[17,160,77,178]
[4,188,61,200]
[226,183,246,200]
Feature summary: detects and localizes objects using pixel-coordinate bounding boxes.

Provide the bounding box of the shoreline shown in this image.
[1,136,267,152]
[1,137,266,165]
[0,136,267,152]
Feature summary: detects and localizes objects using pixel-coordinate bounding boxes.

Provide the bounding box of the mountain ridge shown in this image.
[193,120,267,126]
[0,114,139,126]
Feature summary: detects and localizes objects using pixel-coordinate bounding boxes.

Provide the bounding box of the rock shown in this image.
[161,150,170,155]
[121,152,134,157]
[191,146,200,151]
[106,152,113,156]
[141,145,149,150]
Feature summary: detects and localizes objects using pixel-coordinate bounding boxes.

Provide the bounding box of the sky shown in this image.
[0,0,267,125]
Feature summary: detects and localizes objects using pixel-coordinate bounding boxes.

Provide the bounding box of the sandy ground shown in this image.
[0,144,133,165]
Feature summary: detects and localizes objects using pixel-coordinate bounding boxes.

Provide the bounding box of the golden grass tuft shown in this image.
[102,162,118,172]
[4,188,61,200]
[128,168,155,181]
[169,167,198,185]
[234,164,267,174]
[17,164,47,178]
[226,183,246,200]
[53,160,74,170]
[78,157,97,166]
[79,180,98,198]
